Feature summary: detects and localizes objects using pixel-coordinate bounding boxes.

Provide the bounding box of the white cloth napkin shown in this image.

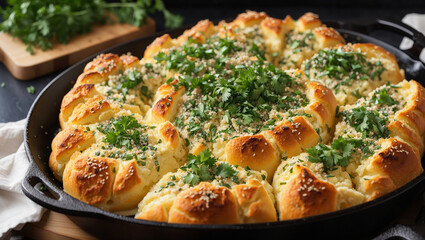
[399,13,425,63]
[0,119,45,239]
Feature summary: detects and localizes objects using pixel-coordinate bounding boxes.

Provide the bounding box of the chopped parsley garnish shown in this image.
[304,47,385,89]
[27,86,36,94]
[155,34,308,144]
[249,41,265,60]
[286,31,315,53]
[370,88,398,106]
[179,150,239,187]
[342,106,390,139]
[97,115,149,150]
[115,69,145,101]
[306,136,375,172]
[119,69,143,90]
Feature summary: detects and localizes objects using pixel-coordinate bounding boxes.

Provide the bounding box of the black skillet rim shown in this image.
[23,17,425,230]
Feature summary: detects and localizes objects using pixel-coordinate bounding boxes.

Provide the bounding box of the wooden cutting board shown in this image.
[20,211,96,240]
[0,17,155,80]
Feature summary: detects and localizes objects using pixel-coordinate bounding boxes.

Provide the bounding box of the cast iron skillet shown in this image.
[22,18,425,240]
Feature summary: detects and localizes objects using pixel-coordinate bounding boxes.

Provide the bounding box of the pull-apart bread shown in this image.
[50,11,425,223]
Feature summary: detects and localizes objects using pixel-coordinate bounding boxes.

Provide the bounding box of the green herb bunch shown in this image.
[306,136,375,172]
[0,0,183,54]
[180,149,240,188]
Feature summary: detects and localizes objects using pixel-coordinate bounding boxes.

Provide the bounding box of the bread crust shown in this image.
[59,84,99,129]
[50,126,96,179]
[313,26,346,49]
[67,95,116,126]
[232,179,277,223]
[169,182,240,224]
[225,134,280,180]
[233,10,268,28]
[368,138,423,187]
[146,81,185,124]
[158,121,180,150]
[63,153,118,207]
[278,165,337,220]
[177,20,216,44]
[358,175,396,200]
[144,34,174,59]
[297,12,322,31]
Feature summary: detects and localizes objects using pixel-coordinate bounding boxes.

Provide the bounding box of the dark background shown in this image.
[1,0,425,123]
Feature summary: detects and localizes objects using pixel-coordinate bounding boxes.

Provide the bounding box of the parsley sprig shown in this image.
[342,106,390,139]
[0,0,183,54]
[180,150,239,188]
[306,136,375,172]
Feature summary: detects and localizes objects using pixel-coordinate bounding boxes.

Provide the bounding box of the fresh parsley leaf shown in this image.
[183,172,200,186]
[26,86,35,94]
[97,115,150,151]
[342,106,390,139]
[370,88,398,106]
[306,136,369,171]
[180,150,239,187]
[216,163,237,178]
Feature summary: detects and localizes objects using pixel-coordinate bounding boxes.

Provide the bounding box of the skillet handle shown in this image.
[326,17,425,61]
[375,18,425,49]
[21,161,105,218]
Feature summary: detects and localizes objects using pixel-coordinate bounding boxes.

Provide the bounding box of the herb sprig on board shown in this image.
[0,0,183,54]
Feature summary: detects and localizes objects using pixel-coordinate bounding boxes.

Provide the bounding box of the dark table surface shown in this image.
[2,2,425,239]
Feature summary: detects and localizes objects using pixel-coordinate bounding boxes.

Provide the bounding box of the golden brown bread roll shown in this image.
[225,134,281,181]
[144,34,174,59]
[49,126,96,180]
[136,150,276,224]
[273,152,365,220]
[169,182,240,224]
[260,12,344,66]
[57,113,187,212]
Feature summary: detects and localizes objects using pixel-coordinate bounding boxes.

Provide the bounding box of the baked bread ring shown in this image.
[49,10,423,223]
